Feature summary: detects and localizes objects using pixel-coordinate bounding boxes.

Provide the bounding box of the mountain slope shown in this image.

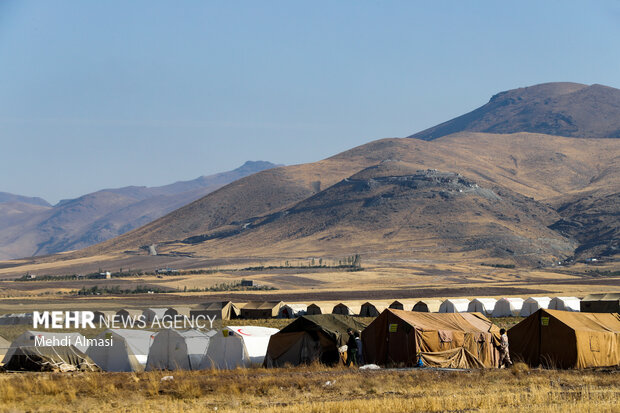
[163,164,575,265]
[72,132,619,265]
[0,161,279,259]
[409,82,620,140]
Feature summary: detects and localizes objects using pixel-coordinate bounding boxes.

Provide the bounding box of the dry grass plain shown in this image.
[0,365,619,413]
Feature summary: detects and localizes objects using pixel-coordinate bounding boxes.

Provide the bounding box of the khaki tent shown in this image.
[87,329,154,372]
[241,301,284,319]
[0,336,10,364]
[412,300,442,313]
[191,301,240,321]
[306,303,331,315]
[362,309,500,368]
[332,303,360,316]
[580,294,620,313]
[359,302,387,317]
[265,314,367,367]
[2,345,100,372]
[508,309,620,369]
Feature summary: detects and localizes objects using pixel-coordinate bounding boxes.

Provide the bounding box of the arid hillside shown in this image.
[47,132,617,268]
[410,82,620,140]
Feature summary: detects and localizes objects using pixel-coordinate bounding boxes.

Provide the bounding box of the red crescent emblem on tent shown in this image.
[234,328,251,336]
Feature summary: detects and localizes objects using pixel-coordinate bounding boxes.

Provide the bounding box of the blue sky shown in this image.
[1,1,619,204]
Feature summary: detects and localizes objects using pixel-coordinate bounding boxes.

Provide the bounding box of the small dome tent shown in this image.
[87,329,154,372]
[492,298,524,317]
[412,300,442,313]
[520,297,551,317]
[439,299,470,313]
[146,329,210,371]
[549,297,580,312]
[467,298,498,316]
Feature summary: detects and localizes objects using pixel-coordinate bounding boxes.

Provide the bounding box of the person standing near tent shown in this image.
[497,328,512,368]
[354,331,363,365]
[346,328,358,366]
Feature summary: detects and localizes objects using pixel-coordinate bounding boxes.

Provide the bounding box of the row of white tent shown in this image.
[438,296,580,317]
[0,326,279,372]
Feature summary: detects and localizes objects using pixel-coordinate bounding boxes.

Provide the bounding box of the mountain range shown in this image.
[0,161,278,260]
[3,82,619,273]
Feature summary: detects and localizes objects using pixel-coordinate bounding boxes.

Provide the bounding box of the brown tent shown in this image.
[508,309,620,368]
[359,302,387,317]
[412,300,442,313]
[116,309,143,323]
[241,301,283,319]
[93,311,118,325]
[306,303,331,315]
[362,309,500,368]
[331,303,360,316]
[580,294,620,313]
[191,301,240,321]
[264,314,367,367]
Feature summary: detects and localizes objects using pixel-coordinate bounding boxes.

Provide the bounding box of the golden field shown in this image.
[0,365,619,412]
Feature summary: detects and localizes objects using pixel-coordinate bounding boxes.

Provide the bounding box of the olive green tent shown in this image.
[2,345,100,372]
[580,294,620,313]
[264,314,367,367]
[508,309,620,368]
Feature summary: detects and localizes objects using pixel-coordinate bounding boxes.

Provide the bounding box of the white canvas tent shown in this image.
[146,329,210,371]
[492,298,524,317]
[3,331,88,363]
[223,326,279,366]
[116,309,143,323]
[200,329,251,369]
[439,299,470,313]
[278,304,307,318]
[87,329,154,372]
[412,300,442,313]
[549,297,580,312]
[142,308,168,323]
[520,297,552,317]
[467,298,498,316]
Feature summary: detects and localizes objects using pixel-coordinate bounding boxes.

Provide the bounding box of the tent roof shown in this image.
[243,301,283,310]
[539,309,620,332]
[278,314,367,346]
[582,293,620,301]
[384,309,498,333]
[202,301,234,310]
[0,336,10,347]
